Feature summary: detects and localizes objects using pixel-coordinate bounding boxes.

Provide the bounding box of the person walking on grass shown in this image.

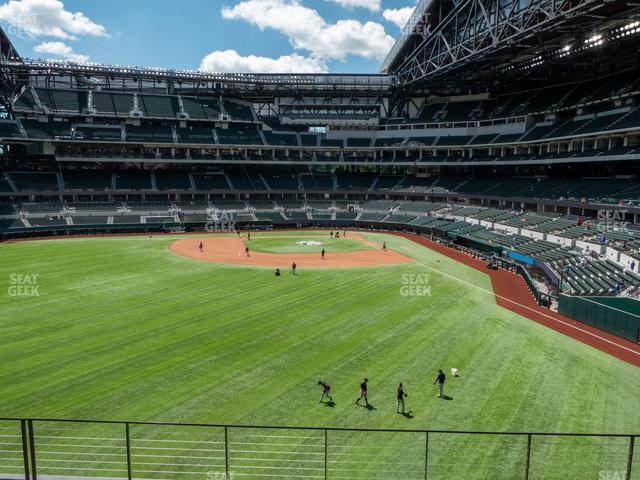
[355,378,369,407]
[433,369,446,398]
[396,383,408,414]
[291,261,297,275]
[318,380,333,403]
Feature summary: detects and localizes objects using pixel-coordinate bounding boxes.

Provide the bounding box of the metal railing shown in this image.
[0,417,636,480]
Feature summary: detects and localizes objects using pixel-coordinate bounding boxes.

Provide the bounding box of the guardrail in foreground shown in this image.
[0,417,636,480]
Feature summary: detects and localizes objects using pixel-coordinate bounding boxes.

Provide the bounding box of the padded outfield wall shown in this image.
[558,295,640,343]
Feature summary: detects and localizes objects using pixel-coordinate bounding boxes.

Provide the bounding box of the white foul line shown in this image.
[400,245,640,358]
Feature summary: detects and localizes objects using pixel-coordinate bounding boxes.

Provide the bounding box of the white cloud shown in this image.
[221,0,394,61]
[382,6,415,29]
[34,41,89,63]
[0,0,107,40]
[327,0,381,12]
[200,49,326,73]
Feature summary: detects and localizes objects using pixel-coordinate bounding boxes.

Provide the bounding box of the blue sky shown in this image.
[0,0,417,73]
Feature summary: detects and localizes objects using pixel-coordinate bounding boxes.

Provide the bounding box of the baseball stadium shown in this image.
[0,0,640,479]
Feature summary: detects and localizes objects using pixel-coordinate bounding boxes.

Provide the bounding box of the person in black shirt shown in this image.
[275,268,281,276]
[356,378,369,406]
[199,242,203,252]
[396,383,407,413]
[433,369,446,398]
[318,380,333,403]
[245,246,250,257]
[321,248,325,260]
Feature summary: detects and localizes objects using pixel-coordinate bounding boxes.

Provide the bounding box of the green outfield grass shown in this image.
[0,231,638,479]
[247,233,373,254]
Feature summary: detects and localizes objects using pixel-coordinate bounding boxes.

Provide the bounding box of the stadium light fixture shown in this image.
[558,45,572,58]
[584,34,604,48]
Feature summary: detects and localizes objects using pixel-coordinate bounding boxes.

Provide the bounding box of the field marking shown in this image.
[400,246,640,358]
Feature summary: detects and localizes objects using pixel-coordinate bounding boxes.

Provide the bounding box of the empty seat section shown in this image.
[418,103,444,121]
[0,177,14,192]
[21,120,71,139]
[300,174,333,190]
[140,95,178,117]
[112,93,135,116]
[520,124,556,142]
[346,137,372,147]
[177,126,215,143]
[63,171,112,190]
[192,173,230,190]
[0,121,23,138]
[407,136,436,145]
[216,125,263,145]
[223,101,254,121]
[263,131,298,146]
[320,138,344,147]
[226,167,261,190]
[467,134,498,145]
[491,133,523,143]
[300,134,318,146]
[336,172,375,189]
[606,109,640,131]
[375,175,404,189]
[92,92,117,115]
[154,171,191,190]
[440,102,477,122]
[436,136,473,146]
[374,137,404,147]
[115,171,152,190]
[263,173,299,190]
[126,125,173,143]
[181,97,208,119]
[75,124,122,141]
[10,172,59,191]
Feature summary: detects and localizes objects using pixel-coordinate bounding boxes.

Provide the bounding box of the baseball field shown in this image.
[0,230,638,479]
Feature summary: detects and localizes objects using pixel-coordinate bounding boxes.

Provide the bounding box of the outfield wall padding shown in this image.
[558,295,640,343]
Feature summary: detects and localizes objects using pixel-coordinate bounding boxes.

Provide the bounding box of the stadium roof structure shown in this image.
[382,0,640,92]
[0,26,395,98]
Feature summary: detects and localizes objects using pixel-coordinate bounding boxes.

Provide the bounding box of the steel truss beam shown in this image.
[392,0,603,86]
